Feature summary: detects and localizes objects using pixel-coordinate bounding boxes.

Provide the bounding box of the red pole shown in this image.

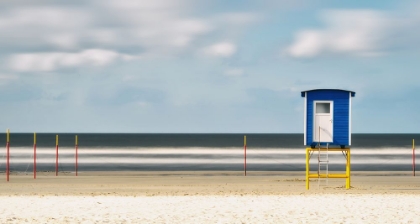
[55,135,58,176]
[34,132,36,179]
[244,135,247,176]
[413,139,415,177]
[6,129,10,182]
[75,135,78,176]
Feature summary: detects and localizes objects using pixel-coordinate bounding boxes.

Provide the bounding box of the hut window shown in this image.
[316,103,330,113]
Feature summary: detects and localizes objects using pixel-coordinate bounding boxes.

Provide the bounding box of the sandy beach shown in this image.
[1,171,420,223]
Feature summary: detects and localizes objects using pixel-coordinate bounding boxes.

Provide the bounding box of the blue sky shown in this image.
[1,0,420,133]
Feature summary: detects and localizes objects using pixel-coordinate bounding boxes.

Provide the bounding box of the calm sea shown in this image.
[1,133,419,172]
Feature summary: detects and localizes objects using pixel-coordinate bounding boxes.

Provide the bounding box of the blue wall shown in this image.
[306,90,350,146]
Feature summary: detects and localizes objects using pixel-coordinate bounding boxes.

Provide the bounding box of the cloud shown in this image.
[287,10,388,58]
[0,7,89,29]
[214,12,261,25]
[202,42,237,57]
[9,49,135,72]
[0,74,18,86]
[0,6,91,51]
[87,85,166,106]
[100,0,213,51]
[0,1,212,52]
[0,73,18,80]
[224,68,244,77]
[0,1,266,73]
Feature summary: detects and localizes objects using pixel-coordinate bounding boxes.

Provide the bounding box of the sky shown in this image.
[1,0,420,133]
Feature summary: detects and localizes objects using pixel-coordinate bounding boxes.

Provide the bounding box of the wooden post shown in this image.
[413,139,416,176]
[55,135,58,176]
[34,132,37,179]
[75,135,78,176]
[244,135,247,176]
[6,129,10,182]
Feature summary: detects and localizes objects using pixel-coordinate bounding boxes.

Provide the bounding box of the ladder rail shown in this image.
[318,126,329,188]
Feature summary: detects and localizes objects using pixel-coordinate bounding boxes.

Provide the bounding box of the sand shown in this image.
[1,171,420,223]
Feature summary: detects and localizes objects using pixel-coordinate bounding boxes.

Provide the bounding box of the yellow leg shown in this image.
[348,149,351,189]
[306,148,309,190]
[345,149,351,189]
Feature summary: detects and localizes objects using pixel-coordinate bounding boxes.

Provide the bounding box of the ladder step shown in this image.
[318,143,329,187]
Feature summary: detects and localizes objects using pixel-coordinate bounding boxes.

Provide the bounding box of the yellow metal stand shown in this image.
[306,147,351,190]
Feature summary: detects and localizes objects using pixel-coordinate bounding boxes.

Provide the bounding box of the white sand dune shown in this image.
[1,194,420,223]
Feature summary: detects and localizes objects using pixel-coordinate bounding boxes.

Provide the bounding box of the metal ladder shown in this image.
[318,127,329,188]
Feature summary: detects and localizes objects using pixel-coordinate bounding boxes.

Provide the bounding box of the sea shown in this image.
[0,133,419,172]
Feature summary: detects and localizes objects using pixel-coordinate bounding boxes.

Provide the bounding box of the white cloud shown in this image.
[0,7,90,50]
[214,12,261,25]
[0,1,264,72]
[0,2,212,55]
[9,49,135,72]
[287,10,388,58]
[0,73,18,80]
[203,42,237,57]
[0,74,18,86]
[47,34,79,49]
[0,0,262,68]
[224,68,244,77]
[108,16,211,50]
[94,0,212,51]
[0,7,89,28]
[0,74,18,83]
[288,30,324,58]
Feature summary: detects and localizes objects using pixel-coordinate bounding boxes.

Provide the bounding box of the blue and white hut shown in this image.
[301,89,355,148]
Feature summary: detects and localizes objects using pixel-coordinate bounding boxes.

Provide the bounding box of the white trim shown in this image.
[303,92,306,145]
[313,100,334,143]
[349,92,352,145]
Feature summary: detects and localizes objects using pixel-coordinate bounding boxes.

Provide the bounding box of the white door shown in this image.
[314,102,333,143]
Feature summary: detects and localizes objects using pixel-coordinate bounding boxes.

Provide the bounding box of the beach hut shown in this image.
[301,89,356,148]
[302,89,355,190]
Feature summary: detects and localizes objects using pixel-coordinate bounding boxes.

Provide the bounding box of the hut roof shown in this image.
[301,89,355,97]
